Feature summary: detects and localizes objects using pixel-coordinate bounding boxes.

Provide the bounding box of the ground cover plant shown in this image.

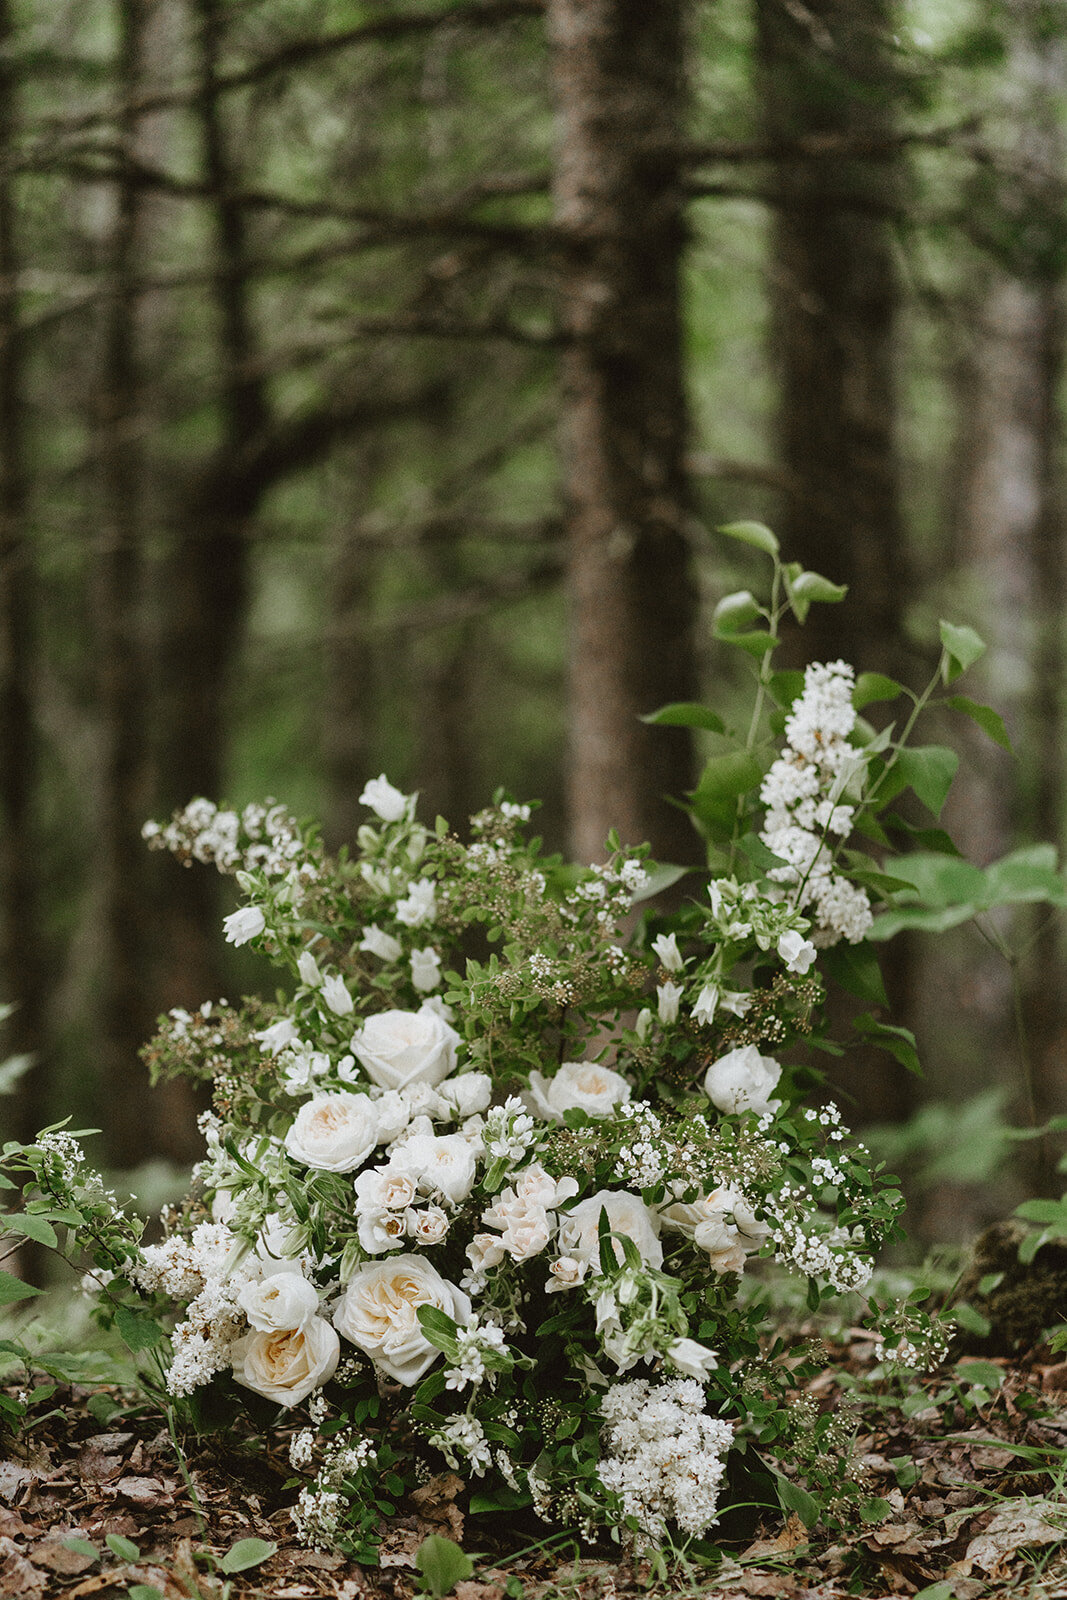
[1,527,1066,1597]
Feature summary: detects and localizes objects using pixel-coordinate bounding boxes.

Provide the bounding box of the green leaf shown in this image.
[737,832,788,872]
[951,1302,992,1337]
[889,745,959,817]
[820,942,888,1007]
[723,629,778,657]
[859,1497,894,1524]
[468,1487,532,1515]
[415,1535,474,1598]
[786,570,848,622]
[629,862,689,904]
[718,520,779,556]
[62,1539,98,1562]
[105,1533,141,1561]
[954,1359,1004,1390]
[913,1583,956,1600]
[416,1304,460,1356]
[712,590,762,633]
[768,669,805,709]
[219,1538,278,1574]
[946,695,1012,751]
[854,1015,922,1075]
[774,1472,819,1529]
[639,701,725,734]
[689,750,763,824]
[854,672,906,710]
[939,621,986,682]
[115,1304,165,1354]
[127,1588,164,1600]
[2,1214,58,1249]
[0,1271,42,1305]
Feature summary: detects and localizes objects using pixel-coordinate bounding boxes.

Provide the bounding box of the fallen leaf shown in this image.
[28,1536,97,1575]
[0,1535,46,1598]
[115,1475,173,1507]
[377,1526,423,1568]
[0,1463,37,1502]
[953,1498,1067,1579]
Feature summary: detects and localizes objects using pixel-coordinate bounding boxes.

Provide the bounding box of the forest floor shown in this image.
[2,1331,1067,1600]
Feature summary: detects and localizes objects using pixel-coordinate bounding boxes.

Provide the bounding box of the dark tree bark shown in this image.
[547,0,702,866]
[757,0,916,1127]
[0,0,46,1139]
[94,0,157,1166]
[756,0,910,683]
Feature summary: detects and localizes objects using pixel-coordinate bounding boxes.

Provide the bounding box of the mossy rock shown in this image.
[953,1220,1067,1356]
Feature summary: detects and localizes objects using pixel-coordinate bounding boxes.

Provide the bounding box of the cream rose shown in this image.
[437,1072,493,1119]
[389,1133,477,1205]
[559,1189,663,1270]
[231,1316,339,1407]
[333,1255,471,1385]
[351,1005,459,1092]
[526,1061,632,1123]
[704,1045,782,1117]
[284,1092,379,1172]
[237,1272,320,1332]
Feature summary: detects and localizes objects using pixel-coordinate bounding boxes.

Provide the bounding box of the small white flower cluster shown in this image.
[143,797,312,883]
[443,1318,507,1391]
[429,1413,493,1475]
[760,662,873,946]
[482,1097,536,1163]
[770,1216,872,1293]
[598,1378,733,1541]
[615,1104,666,1188]
[562,854,649,928]
[133,1222,251,1396]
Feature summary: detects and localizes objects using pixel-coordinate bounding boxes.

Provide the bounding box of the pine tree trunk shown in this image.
[547,0,701,866]
[0,0,46,1141]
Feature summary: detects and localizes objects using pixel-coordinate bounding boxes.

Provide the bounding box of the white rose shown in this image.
[360,924,403,962]
[333,1255,470,1386]
[223,905,265,947]
[359,775,410,823]
[408,1205,450,1246]
[351,1005,459,1092]
[466,1232,506,1273]
[354,1166,418,1212]
[546,1255,587,1293]
[238,1272,320,1333]
[321,973,354,1016]
[651,932,684,972]
[372,1089,412,1144]
[405,1081,448,1120]
[437,1073,492,1119]
[526,1061,631,1123]
[395,878,436,927]
[284,1093,379,1172]
[231,1316,339,1408]
[511,1162,579,1210]
[256,1017,299,1055]
[704,1046,782,1117]
[498,1203,551,1262]
[410,947,442,993]
[559,1190,663,1270]
[390,1133,477,1205]
[357,1209,408,1255]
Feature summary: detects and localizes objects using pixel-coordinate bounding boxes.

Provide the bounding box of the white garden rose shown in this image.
[559,1190,663,1270]
[498,1203,552,1262]
[237,1271,320,1332]
[371,1088,412,1144]
[660,1187,770,1276]
[389,1132,477,1204]
[354,1166,418,1212]
[231,1316,340,1408]
[351,1005,459,1092]
[284,1092,379,1172]
[546,1255,587,1293]
[408,1205,450,1246]
[704,1045,782,1117]
[526,1061,631,1123]
[437,1072,492,1119]
[333,1255,471,1385]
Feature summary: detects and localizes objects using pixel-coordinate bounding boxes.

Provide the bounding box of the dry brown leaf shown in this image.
[377,1525,423,1568]
[952,1498,1066,1580]
[454,1581,504,1600]
[0,1462,38,1502]
[28,1535,98,1575]
[0,1535,46,1599]
[114,1474,174,1507]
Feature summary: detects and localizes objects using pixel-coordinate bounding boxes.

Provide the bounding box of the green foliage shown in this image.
[416,1535,475,1598]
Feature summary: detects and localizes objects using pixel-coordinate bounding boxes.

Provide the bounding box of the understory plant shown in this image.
[5,522,1065,1557]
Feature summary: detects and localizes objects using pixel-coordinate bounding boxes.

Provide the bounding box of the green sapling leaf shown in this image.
[219,1537,278,1573]
[105,1533,141,1561]
[946,695,1012,751]
[639,701,726,733]
[712,589,762,633]
[939,620,986,682]
[717,520,779,555]
[2,1213,58,1249]
[0,1271,43,1305]
[415,1534,475,1598]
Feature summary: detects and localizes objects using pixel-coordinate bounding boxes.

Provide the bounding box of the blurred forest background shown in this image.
[0,0,1065,1237]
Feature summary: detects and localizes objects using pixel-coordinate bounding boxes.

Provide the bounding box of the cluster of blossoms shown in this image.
[759,661,874,945]
[112,661,916,1553]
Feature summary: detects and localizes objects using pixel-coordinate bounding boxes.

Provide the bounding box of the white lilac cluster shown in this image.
[598,1378,734,1541]
[759,661,873,946]
[143,797,313,884]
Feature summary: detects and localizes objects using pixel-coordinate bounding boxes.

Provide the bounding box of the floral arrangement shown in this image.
[27,526,1037,1556]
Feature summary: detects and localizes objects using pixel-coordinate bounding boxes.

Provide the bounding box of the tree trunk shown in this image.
[756,0,909,682]
[0,0,46,1141]
[94,0,155,1167]
[547,0,701,866]
[756,0,915,1127]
